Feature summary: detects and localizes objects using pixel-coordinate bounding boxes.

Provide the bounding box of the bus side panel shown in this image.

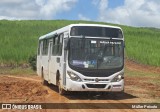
[49,56,58,85]
[59,56,65,86]
[41,56,49,81]
[37,55,41,76]
[49,56,64,85]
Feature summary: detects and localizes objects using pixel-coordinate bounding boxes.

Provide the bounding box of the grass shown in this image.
[0,67,36,75]
[125,68,160,78]
[0,20,160,66]
[123,27,160,66]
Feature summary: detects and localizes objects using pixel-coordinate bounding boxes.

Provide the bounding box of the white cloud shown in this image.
[0,0,78,20]
[98,0,108,21]
[0,16,22,20]
[39,0,78,19]
[35,0,46,7]
[78,14,90,21]
[0,0,24,4]
[92,0,100,6]
[99,0,108,12]
[97,0,160,28]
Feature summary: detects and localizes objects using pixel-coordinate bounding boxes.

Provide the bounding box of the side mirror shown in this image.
[64,38,69,50]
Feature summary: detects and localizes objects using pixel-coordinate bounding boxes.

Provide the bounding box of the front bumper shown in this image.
[65,78,124,92]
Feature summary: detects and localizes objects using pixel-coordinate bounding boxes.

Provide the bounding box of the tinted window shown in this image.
[52,36,58,55]
[69,38,123,69]
[70,26,123,38]
[52,34,63,56]
[42,39,49,55]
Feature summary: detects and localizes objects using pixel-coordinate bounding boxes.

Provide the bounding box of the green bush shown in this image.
[28,54,37,71]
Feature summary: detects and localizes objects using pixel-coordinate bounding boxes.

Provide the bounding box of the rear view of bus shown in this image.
[37,24,125,94]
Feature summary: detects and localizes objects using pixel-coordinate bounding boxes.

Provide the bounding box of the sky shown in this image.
[0,0,160,28]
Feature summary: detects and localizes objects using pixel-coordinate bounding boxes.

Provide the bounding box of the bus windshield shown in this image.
[69,38,124,69]
[70,26,123,38]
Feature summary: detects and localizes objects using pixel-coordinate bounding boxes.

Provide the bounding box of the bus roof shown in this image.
[39,24,122,40]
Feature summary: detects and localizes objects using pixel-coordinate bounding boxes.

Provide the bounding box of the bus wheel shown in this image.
[57,80,66,95]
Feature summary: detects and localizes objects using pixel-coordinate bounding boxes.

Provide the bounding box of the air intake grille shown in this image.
[84,79,109,81]
[86,84,106,88]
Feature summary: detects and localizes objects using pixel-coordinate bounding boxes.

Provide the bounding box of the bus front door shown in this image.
[48,41,53,83]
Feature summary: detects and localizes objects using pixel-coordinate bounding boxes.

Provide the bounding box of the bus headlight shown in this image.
[67,71,82,82]
[111,73,124,82]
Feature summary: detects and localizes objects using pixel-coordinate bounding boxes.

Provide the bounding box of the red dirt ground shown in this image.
[0,60,159,112]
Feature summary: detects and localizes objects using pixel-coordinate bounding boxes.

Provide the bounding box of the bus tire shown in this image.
[57,79,66,95]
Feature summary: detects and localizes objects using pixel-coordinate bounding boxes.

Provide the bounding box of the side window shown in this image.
[52,37,55,55]
[55,36,59,55]
[42,39,49,55]
[52,33,63,56]
[52,35,58,55]
[58,34,63,55]
[42,40,45,55]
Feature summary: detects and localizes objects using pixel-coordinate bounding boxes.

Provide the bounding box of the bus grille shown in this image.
[86,84,106,88]
[84,79,109,82]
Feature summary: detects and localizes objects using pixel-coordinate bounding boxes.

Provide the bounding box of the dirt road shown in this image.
[0,60,160,112]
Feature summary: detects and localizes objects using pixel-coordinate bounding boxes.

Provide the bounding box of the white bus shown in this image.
[37,24,125,95]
